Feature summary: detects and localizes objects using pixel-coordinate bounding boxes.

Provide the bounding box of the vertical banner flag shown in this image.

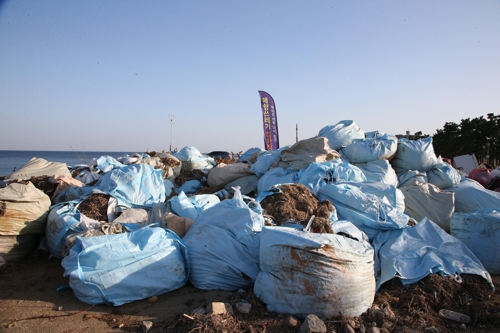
[258,91,280,151]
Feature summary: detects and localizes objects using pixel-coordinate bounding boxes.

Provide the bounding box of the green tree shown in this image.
[431,114,499,165]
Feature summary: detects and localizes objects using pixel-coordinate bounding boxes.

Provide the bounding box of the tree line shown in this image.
[408,113,499,165]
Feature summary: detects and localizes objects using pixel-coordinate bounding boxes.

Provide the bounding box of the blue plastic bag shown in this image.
[61,226,188,306]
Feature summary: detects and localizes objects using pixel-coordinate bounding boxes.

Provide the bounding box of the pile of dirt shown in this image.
[77,193,111,222]
[16,175,57,197]
[161,274,500,333]
[169,168,232,199]
[365,274,500,332]
[260,184,335,233]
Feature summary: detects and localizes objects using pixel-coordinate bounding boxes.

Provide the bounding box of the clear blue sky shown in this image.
[1,0,499,153]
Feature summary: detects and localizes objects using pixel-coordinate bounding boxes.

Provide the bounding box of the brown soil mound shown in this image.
[77,193,110,222]
[163,274,500,333]
[12,176,57,198]
[260,184,335,233]
[367,273,500,332]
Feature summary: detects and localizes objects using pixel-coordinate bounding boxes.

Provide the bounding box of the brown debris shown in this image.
[77,193,111,222]
[260,183,335,233]
[28,175,57,197]
[366,273,500,332]
[174,169,206,187]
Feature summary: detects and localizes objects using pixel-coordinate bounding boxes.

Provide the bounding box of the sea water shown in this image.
[0,150,133,177]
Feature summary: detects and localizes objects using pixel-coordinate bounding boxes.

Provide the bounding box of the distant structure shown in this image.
[169,113,174,152]
[395,131,411,139]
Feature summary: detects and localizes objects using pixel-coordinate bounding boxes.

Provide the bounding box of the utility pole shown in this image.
[296,123,298,143]
[169,113,174,152]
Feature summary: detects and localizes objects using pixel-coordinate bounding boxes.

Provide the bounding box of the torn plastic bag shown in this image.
[169,192,220,221]
[394,168,428,187]
[391,137,439,172]
[373,218,493,291]
[298,161,367,195]
[94,164,165,209]
[354,159,398,187]
[270,137,340,171]
[447,177,500,213]
[399,182,455,232]
[427,158,462,189]
[318,120,365,151]
[182,187,264,290]
[340,133,398,163]
[257,167,302,194]
[451,209,500,274]
[0,182,51,235]
[317,183,409,240]
[239,147,264,162]
[172,146,214,172]
[250,148,287,177]
[73,169,99,185]
[7,157,72,180]
[45,200,84,259]
[224,175,259,196]
[61,225,188,306]
[164,179,174,197]
[207,162,254,188]
[176,179,202,195]
[346,182,405,213]
[52,185,94,204]
[95,155,124,173]
[254,226,375,318]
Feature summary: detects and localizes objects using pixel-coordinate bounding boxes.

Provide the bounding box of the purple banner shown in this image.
[258,90,280,151]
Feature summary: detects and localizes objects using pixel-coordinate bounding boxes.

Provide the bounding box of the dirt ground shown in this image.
[3,178,500,332]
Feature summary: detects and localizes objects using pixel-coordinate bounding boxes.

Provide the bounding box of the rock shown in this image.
[286,316,299,327]
[367,327,380,333]
[148,296,158,303]
[425,327,440,333]
[348,320,357,329]
[382,306,396,321]
[235,302,251,314]
[192,306,206,315]
[142,320,153,333]
[300,314,327,333]
[359,323,366,333]
[343,323,355,333]
[372,310,385,324]
[57,306,63,311]
[460,323,467,330]
[224,303,234,315]
[438,309,471,323]
[379,329,390,333]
